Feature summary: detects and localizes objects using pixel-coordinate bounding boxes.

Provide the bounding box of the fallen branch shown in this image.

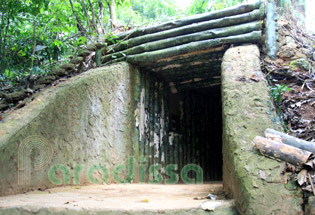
[308,173,315,196]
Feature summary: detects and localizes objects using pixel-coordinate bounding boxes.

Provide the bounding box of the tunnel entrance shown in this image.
[136,60,223,182]
[168,86,222,181]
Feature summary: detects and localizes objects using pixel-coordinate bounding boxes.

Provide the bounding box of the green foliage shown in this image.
[1,69,29,85]
[130,0,180,24]
[186,0,244,15]
[271,84,292,103]
[0,0,250,88]
[105,32,119,44]
[289,61,296,69]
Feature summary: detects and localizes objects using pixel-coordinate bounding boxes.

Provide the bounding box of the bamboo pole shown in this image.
[254,136,311,166]
[148,51,225,70]
[265,129,315,154]
[154,60,222,75]
[110,0,262,43]
[175,78,221,90]
[102,21,262,64]
[126,31,262,65]
[106,10,262,56]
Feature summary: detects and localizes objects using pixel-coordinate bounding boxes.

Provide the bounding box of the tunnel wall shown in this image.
[221,44,303,214]
[0,63,135,196]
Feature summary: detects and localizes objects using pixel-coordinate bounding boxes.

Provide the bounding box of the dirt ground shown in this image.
[0,183,235,211]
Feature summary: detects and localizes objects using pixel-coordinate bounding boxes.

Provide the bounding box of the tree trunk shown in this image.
[97,0,105,35]
[87,0,100,34]
[0,3,6,58]
[2,15,10,60]
[254,136,311,166]
[79,0,92,32]
[69,0,85,32]
[106,0,117,29]
[31,17,37,68]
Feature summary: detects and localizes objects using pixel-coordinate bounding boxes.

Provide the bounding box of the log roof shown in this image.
[102,0,264,89]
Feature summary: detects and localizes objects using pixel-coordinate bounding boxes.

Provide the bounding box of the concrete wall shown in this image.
[0,63,136,196]
[221,44,303,214]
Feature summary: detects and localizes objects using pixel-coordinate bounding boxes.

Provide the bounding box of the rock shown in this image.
[278,46,295,58]
[37,75,56,85]
[0,100,9,111]
[51,68,66,77]
[291,58,311,71]
[26,88,34,94]
[95,42,105,49]
[70,57,84,65]
[286,36,297,49]
[33,84,46,90]
[86,44,97,51]
[201,201,225,211]
[78,49,92,57]
[3,90,29,103]
[277,36,298,59]
[301,48,314,59]
[60,63,76,70]
[279,35,286,47]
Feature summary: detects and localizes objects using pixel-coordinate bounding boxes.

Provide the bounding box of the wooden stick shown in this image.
[308,173,315,196]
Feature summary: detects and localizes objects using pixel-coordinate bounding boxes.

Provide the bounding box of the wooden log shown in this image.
[175,78,221,90]
[147,51,225,70]
[155,60,221,74]
[107,10,262,55]
[253,136,311,166]
[163,71,221,84]
[111,0,262,43]
[155,46,227,64]
[126,31,262,65]
[102,21,262,64]
[160,67,221,83]
[265,129,315,154]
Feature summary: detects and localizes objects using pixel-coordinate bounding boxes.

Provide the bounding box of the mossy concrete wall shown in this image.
[221,45,303,214]
[0,63,136,196]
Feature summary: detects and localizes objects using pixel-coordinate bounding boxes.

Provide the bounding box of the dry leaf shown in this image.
[297,169,308,186]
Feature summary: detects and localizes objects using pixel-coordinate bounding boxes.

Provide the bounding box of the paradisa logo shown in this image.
[18,135,203,185]
[48,157,203,185]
